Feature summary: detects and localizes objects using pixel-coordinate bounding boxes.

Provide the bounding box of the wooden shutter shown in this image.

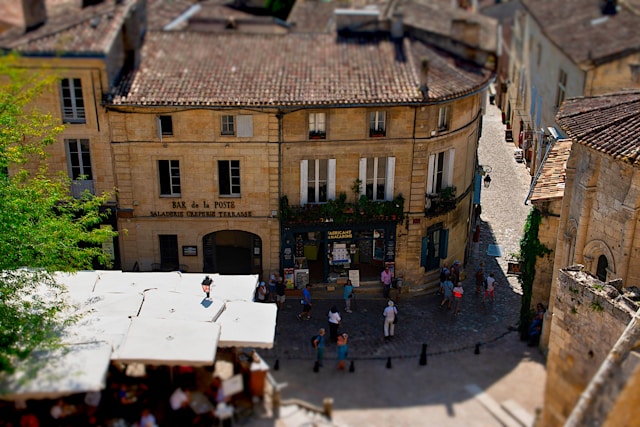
[359,158,367,195]
[385,157,395,201]
[300,160,308,205]
[427,154,435,194]
[446,148,455,188]
[237,115,253,137]
[327,158,336,200]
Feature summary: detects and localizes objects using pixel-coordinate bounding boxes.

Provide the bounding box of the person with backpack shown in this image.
[312,328,326,367]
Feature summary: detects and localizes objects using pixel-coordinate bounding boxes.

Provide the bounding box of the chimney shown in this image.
[1,0,47,31]
[602,0,617,15]
[419,58,429,99]
[390,12,403,40]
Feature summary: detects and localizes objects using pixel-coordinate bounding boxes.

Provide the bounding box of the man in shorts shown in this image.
[298,284,312,320]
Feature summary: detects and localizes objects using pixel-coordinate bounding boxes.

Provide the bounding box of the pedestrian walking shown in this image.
[450,260,461,285]
[313,328,326,367]
[201,275,212,299]
[381,265,392,299]
[343,279,354,313]
[475,262,485,294]
[275,273,286,310]
[439,263,449,295]
[483,272,496,302]
[440,274,454,309]
[268,271,280,302]
[327,305,342,343]
[336,333,349,370]
[297,284,312,320]
[453,283,464,315]
[383,300,397,339]
[256,281,268,302]
[472,225,481,257]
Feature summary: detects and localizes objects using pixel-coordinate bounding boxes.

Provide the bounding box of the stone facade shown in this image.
[504,0,640,176]
[3,0,495,289]
[541,267,639,427]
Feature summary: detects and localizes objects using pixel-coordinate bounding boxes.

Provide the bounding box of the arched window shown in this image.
[596,255,608,282]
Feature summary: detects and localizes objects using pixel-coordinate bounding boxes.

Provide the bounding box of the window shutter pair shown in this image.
[358,157,396,201]
[300,159,336,205]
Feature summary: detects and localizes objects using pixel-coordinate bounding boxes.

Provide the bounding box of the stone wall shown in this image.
[541,267,638,427]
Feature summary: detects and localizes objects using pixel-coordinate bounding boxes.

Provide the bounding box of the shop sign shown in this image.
[149,200,252,218]
[327,230,352,240]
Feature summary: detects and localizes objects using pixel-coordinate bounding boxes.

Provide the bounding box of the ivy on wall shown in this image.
[518,207,552,339]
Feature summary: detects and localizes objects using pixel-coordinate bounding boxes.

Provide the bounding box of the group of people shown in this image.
[439,261,465,315]
[255,272,287,310]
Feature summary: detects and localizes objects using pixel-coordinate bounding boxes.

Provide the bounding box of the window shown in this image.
[158,116,173,136]
[60,78,85,123]
[158,160,181,196]
[438,106,450,131]
[555,69,567,108]
[309,113,326,139]
[300,159,336,204]
[427,149,455,194]
[359,157,396,201]
[67,139,93,180]
[67,139,94,198]
[369,111,386,137]
[221,115,235,135]
[218,160,241,196]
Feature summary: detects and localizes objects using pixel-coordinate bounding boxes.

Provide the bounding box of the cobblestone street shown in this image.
[255,102,547,427]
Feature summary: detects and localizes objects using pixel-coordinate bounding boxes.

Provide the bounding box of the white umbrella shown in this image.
[116,317,220,366]
[216,301,277,349]
[138,289,225,322]
[0,341,112,401]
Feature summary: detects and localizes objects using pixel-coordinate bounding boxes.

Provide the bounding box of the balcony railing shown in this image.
[425,187,457,217]
[71,179,95,199]
[280,195,404,225]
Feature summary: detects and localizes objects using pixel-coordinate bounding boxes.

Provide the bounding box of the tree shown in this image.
[0,54,117,373]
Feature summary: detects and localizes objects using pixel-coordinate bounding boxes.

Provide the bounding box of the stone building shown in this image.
[1,0,496,290]
[526,138,571,311]
[531,91,640,425]
[542,267,640,427]
[505,0,640,175]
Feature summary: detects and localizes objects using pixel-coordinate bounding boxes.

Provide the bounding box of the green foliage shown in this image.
[0,54,117,373]
[590,301,603,312]
[517,207,552,339]
[265,0,295,19]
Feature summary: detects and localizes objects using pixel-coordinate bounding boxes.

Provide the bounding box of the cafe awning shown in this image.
[0,341,112,401]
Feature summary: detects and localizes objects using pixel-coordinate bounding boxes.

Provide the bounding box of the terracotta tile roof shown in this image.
[110,31,492,107]
[147,0,199,30]
[521,0,640,65]
[529,139,572,202]
[287,0,388,33]
[556,91,640,166]
[0,0,135,55]
[398,0,498,52]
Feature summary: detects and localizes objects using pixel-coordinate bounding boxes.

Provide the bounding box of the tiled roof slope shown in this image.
[529,139,572,202]
[147,0,199,30]
[110,31,491,107]
[521,0,640,66]
[398,0,497,52]
[287,0,350,33]
[0,0,135,55]
[556,91,640,166]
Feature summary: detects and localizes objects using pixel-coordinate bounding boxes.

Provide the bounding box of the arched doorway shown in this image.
[596,255,608,282]
[203,230,262,275]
